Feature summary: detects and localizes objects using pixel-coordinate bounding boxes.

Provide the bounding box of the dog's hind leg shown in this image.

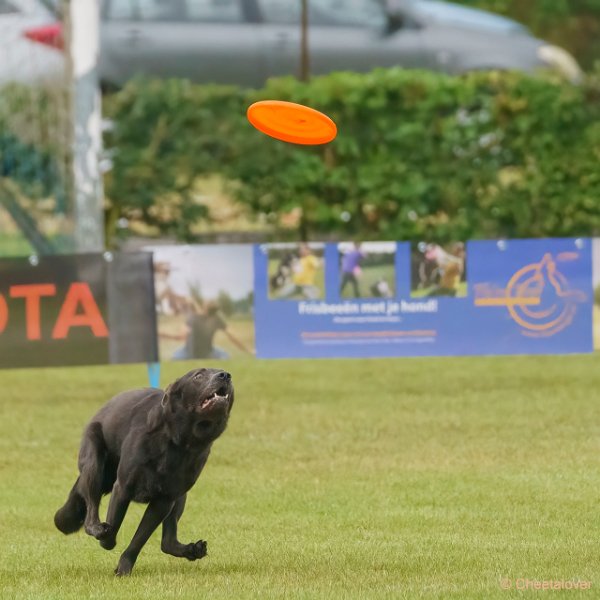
[160,494,207,561]
[77,422,112,541]
[54,477,86,534]
[98,480,131,551]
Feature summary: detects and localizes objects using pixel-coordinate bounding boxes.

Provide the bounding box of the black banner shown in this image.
[0,252,158,369]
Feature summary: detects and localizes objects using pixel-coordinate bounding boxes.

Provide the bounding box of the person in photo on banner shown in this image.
[425,242,466,297]
[278,243,322,300]
[162,300,253,360]
[340,242,366,298]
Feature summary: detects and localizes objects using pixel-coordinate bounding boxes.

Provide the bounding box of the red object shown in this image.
[23,23,64,51]
[247,100,337,145]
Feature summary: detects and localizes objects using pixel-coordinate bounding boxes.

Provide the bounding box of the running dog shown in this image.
[54,368,234,576]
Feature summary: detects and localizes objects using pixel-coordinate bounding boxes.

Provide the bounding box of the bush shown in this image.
[103,80,245,241]
[104,68,600,243]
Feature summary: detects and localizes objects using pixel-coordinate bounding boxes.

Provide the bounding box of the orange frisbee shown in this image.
[247,100,337,145]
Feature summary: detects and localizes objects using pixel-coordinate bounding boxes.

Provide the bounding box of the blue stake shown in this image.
[147,362,161,388]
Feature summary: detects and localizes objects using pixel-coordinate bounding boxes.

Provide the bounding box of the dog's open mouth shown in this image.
[200,389,229,410]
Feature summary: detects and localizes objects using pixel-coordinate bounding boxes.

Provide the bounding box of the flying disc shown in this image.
[247,100,337,145]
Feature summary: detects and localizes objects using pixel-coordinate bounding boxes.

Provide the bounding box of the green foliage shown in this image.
[237,69,600,242]
[232,291,254,315]
[217,290,234,316]
[0,133,62,200]
[105,68,600,243]
[0,84,68,210]
[453,0,600,70]
[103,79,245,242]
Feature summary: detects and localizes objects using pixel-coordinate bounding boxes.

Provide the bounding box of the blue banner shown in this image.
[253,239,592,358]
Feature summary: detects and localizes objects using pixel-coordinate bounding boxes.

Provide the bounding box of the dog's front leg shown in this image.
[115,498,174,576]
[99,481,131,551]
[161,494,207,561]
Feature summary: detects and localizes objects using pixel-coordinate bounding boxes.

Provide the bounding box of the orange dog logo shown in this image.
[475,254,586,337]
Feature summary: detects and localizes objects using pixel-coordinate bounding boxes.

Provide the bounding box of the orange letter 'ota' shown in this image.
[52,283,109,339]
[10,284,57,340]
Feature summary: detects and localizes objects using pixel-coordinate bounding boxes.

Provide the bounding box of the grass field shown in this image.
[0,232,33,256]
[411,282,468,298]
[1,355,600,599]
[340,264,396,300]
[158,314,255,359]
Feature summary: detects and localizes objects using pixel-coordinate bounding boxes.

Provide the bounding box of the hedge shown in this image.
[104,67,600,243]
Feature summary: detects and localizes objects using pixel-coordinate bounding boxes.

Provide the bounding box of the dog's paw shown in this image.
[115,556,134,577]
[86,522,113,541]
[183,539,207,561]
[100,535,117,551]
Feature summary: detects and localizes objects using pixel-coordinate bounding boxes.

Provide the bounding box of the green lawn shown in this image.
[0,232,33,256]
[340,264,396,299]
[0,232,75,258]
[1,355,599,599]
[158,314,255,359]
[594,304,600,350]
[412,282,468,298]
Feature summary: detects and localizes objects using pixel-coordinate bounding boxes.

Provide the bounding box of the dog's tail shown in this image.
[54,478,86,534]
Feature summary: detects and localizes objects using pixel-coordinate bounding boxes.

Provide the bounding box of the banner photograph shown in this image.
[147,244,255,361]
[593,238,600,350]
[254,238,592,359]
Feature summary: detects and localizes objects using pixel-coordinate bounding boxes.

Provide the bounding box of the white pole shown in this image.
[67,0,105,253]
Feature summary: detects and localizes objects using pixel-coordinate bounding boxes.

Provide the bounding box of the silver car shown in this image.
[100,0,582,87]
[0,0,64,85]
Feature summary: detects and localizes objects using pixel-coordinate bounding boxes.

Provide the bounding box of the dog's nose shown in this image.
[217,371,231,381]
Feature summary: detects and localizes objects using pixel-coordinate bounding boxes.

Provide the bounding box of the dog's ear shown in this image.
[160,384,172,411]
[147,387,172,431]
[161,380,184,412]
[159,380,187,445]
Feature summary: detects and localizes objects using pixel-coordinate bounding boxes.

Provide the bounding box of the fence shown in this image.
[0,2,72,255]
[0,0,104,257]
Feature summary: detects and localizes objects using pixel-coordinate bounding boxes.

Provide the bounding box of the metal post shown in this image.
[67,0,105,253]
[300,0,310,82]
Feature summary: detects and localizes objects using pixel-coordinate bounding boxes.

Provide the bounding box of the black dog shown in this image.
[54,368,234,576]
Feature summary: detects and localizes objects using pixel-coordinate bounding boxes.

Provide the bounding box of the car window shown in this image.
[414,0,527,33]
[106,0,184,21]
[259,0,385,28]
[185,0,243,22]
[106,0,134,20]
[258,0,298,24]
[0,0,18,14]
[316,0,386,27]
[138,0,182,21]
